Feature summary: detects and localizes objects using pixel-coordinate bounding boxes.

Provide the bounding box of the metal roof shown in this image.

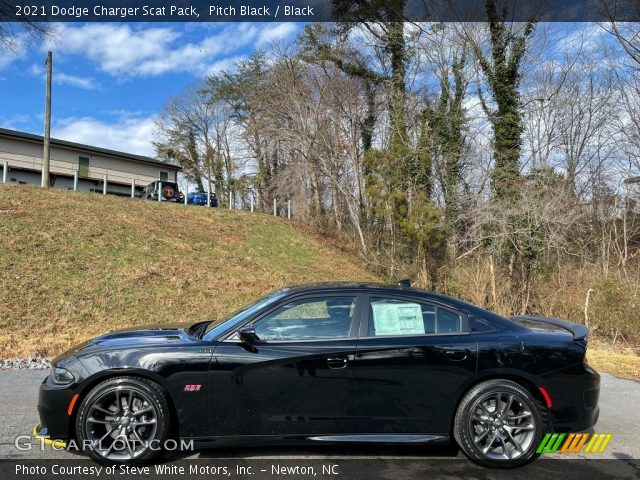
[0,127,181,171]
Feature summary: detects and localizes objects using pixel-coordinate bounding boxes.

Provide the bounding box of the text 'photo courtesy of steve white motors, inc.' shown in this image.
[12,461,341,478]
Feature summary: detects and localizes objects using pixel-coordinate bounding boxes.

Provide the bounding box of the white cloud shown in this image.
[256,23,299,45]
[43,23,299,78]
[0,47,24,70]
[44,24,180,77]
[0,32,29,70]
[28,63,99,90]
[52,116,157,156]
[205,55,246,75]
[55,73,99,90]
[0,113,31,130]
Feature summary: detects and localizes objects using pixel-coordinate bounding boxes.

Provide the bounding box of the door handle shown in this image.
[326,357,348,369]
[444,349,468,361]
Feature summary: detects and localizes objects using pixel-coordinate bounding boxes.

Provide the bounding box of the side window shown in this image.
[254,297,356,341]
[438,308,462,334]
[160,171,168,181]
[369,298,463,336]
[78,157,90,177]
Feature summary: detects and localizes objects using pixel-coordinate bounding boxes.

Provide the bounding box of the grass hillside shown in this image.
[0,185,379,358]
[1,185,638,381]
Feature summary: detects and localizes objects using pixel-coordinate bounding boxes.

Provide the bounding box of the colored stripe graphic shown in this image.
[562,433,590,453]
[537,433,566,453]
[539,433,613,454]
[585,433,613,453]
[559,433,575,453]
[560,433,583,453]
[570,433,590,453]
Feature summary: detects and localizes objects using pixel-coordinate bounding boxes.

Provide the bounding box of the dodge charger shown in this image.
[36,282,600,468]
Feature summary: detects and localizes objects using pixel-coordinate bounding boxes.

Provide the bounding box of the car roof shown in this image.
[275,282,512,324]
[281,281,414,292]
[278,282,459,303]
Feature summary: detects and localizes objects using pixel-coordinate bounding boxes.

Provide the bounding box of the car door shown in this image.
[208,293,363,437]
[350,294,477,435]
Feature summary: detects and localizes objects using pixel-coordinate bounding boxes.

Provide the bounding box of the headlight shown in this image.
[50,367,75,385]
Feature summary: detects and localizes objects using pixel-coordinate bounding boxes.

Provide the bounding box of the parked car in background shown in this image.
[141,181,184,203]
[187,191,218,207]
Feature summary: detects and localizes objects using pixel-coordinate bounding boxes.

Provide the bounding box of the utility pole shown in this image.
[41,51,52,188]
[206,147,213,208]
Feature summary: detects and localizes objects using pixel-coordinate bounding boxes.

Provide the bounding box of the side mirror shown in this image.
[238,327,260,345]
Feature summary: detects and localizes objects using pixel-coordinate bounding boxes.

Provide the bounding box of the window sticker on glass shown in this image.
[372,302,425,336]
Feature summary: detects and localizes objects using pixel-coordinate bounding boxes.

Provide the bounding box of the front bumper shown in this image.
[37,375,76,441]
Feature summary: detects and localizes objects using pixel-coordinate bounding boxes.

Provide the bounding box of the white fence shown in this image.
[1,162,293,218]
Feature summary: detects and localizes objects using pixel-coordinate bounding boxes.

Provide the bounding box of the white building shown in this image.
[0,127,181,196]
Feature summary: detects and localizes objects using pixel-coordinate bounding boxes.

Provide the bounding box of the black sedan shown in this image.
[36,282,599,468]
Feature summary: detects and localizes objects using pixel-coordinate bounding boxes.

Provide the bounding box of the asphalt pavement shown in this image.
[0,370,638,479]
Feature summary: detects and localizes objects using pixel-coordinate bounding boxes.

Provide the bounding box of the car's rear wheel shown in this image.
[75,377,170,465]
[454,379,545,468]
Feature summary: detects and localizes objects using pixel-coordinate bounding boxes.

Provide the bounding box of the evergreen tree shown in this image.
[468,0,534,201]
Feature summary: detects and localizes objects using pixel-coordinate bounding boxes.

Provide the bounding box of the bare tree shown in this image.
[0,1,51,50]
[154,81,234,198]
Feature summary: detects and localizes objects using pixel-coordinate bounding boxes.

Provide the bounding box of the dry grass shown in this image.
[0,185,380,358]
[587,343,640,382]
[446,256,640,381]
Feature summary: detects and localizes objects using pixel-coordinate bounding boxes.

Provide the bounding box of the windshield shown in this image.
[201,289,288,340]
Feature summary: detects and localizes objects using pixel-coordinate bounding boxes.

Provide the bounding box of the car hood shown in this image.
[94,323,192,343]
[63,323,196,355]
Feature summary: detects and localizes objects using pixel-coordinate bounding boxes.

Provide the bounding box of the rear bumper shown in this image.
[545,365,600,432]
[37,376,75,441]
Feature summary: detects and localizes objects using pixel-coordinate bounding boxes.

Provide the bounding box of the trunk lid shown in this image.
[510,315,589,341]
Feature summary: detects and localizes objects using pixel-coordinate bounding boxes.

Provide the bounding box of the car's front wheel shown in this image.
[75,377,170,465]
[454,379,545,468]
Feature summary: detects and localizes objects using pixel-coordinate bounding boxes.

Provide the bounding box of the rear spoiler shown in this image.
[511,315,589,341]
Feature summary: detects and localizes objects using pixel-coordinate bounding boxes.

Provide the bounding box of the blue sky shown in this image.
[0,22,301,156]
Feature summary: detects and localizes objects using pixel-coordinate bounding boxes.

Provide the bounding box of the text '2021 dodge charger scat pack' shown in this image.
[36,282,599,468]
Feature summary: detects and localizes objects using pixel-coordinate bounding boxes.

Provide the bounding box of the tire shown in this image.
[75,377,171,465]
[453,379,546,468]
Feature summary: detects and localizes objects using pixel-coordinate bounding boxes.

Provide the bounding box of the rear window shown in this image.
[510,317,570,334]
[470,317,498,333]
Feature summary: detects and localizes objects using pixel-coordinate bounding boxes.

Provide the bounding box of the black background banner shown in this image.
[1,459,640,480]
[2,0,640,22]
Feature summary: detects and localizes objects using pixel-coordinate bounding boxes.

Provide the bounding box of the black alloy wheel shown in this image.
[454,379,546,468]
[75,377,170,464]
